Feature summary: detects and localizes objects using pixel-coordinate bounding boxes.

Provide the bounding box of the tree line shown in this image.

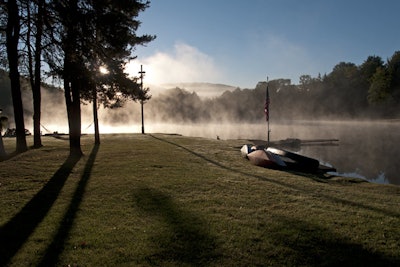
[0,0,154,159]
[144,51,400,123]
[1,50,399,141]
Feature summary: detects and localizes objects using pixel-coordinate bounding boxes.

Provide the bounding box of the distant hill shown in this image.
[149,82,239,98]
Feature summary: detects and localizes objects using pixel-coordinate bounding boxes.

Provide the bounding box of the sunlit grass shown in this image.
[1,134,399,266]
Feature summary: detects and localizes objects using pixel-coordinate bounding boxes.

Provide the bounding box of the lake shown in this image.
[134,120,400,186]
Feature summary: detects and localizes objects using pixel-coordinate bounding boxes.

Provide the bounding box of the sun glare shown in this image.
[99,66,109,74]
[125,61,156,85]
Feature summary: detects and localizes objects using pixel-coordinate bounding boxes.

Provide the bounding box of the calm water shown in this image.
[138,120,400,186]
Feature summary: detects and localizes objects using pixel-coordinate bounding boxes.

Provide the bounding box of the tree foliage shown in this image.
[44,0,154,156]
[0,0,154,157]
[368,67,392,105]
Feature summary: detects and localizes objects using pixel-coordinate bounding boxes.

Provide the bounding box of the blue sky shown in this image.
[128,0,400,88]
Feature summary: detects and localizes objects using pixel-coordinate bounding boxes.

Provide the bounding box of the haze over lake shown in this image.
[137,120,400,186]
[38,118,399,186]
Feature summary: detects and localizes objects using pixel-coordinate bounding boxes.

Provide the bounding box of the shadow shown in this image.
[134,187,220,266]
[38,144,99,266]
[267,214,400,266]
[0,150,21,162]
[0,154,81,266]
[149,135,400,219]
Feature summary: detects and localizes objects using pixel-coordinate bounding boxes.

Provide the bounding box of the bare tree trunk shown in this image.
[64,78,83,157]
[6,0,27,153]
[93,87,100,144]
[32,0,45,148]
[62,0,82,157]
[27,0,44,148]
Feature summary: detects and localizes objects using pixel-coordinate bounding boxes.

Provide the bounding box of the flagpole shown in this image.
[267,76,270,147]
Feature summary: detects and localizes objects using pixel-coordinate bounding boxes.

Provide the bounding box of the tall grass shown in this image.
[1,134,399,266]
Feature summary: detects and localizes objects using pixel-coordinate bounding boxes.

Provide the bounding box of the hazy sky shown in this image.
[128,0,400,88]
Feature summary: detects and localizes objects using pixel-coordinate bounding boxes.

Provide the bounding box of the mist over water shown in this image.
[141,120,399,186]
[13,89,398,186]
[34,105,400,186]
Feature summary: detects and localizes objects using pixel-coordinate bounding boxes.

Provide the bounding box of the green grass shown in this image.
[1,134,400,266]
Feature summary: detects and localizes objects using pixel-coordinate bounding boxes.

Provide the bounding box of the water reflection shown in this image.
[292,121,400,186]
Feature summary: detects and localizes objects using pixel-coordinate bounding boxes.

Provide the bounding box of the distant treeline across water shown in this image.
[1,51,400,125]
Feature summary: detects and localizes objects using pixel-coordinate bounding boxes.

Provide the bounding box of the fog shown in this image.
[34,98,400,186]
[125,42,225,86]
[2,81,399,186]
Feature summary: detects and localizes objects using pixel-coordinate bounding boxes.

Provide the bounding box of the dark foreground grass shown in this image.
[0,134,399,266]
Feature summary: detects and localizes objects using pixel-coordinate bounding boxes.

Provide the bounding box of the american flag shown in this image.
[264,85,270,121]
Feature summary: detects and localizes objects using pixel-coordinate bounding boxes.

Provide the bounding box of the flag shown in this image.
[264,86,270,121]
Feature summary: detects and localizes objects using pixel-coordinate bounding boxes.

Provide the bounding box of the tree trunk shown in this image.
[32,76,42,148]
[64,79,83,157]
[32,0,45,148]
[26,0,42,148]
[6,0,27,153]
[62,0,82,157]
[93,87,100,145]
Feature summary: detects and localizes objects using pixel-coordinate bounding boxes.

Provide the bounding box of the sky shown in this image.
[127,0,400,88]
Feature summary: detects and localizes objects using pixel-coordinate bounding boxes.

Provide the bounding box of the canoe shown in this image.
[240,144,266,157]
[247,149,286,168]
[266,147,320,171]
[240,144,254,158]
[242,145,336,173]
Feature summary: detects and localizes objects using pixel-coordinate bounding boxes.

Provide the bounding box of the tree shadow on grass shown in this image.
[149,135,400,265]
[267,214,400,266]
[38,144,99,266]
[0,154,81,266]
[134,186,220,266]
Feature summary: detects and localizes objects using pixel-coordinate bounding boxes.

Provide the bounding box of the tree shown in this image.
[368,52,400,106]
[299,75,312,91]
[4,0,28,153]
[87,64,148,144]
[323,62,363,116]
[368,66,392,105]
[359,55,384,83]
[24,0,46,148]
[48,0,154,156]
[387,51,400,103]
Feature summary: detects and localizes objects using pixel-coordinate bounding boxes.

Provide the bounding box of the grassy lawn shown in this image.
[1,133,399,266]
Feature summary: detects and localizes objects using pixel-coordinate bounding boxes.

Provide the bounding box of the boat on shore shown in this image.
[241,144,336,173]
[247,149,286,169]
[242,81,337,174]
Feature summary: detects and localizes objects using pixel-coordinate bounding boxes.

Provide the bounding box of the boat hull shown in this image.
[247,149,286,168]
[242,145,336,173]
[240,144,254,158]
[266,147,320,171]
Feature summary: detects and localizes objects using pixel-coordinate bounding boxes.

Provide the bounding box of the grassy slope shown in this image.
[0,134,399,266]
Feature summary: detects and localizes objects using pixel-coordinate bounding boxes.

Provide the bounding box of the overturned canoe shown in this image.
[242,145,336,173]
[266,147,320,171]
[247,149,286,168]
[240,144,254,158]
